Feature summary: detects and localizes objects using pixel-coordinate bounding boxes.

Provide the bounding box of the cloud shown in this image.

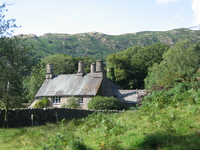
[192,0,200,25]
[157,0,181,3]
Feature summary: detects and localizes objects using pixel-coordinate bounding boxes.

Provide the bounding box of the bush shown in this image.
[33,97,50,108]
[61,96,80,109]
[88,96,122,110]
[142,82,196,108]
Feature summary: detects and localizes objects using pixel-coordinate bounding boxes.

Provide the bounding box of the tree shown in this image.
[0,3,17,37]
[0,3,35,127]
[106,43,169,89]
[0,37,34,127]
[145,40,200,89]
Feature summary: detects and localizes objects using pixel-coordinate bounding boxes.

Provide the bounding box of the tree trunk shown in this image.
[3,106,9,128]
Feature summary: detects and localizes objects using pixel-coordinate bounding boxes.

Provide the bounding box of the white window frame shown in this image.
[52,96,60,104]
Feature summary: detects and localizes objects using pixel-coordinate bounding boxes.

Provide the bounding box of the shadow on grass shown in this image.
[135,131,200,150]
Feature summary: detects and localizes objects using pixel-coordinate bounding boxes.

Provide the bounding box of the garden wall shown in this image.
[0,108,95,128]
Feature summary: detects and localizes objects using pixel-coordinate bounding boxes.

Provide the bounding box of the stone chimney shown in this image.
[90,62,96,73]
[46,63,54,79]
[77,61,84,77]
[96,60,103,72]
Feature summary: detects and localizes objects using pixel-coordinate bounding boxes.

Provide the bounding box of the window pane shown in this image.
[53,97,60,103]
[79,97,83,104]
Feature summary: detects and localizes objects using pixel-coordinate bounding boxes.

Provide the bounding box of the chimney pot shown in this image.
[46,63,54,79]
[90,62,96,73]
[96,60,103,72]
[77,61,84,77]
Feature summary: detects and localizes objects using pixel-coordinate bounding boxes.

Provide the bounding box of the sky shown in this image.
[0,0,200,36]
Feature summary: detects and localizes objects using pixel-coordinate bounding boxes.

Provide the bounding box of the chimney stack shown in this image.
[46,63,54,79]
[90,62,96,73]
[77,61,84,77]
[96,60,103,72]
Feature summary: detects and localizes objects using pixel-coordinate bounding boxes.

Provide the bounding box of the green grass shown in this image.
[0,104,199,150]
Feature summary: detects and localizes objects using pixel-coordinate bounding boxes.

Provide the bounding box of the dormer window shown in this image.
[52,96,60,104]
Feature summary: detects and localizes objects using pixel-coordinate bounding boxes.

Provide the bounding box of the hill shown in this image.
[19,28,200,59]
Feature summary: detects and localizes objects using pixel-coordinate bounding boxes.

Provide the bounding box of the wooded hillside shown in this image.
[19,28,200,59]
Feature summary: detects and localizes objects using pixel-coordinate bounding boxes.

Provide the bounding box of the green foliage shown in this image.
[42,131,89,150]
[42,120,91,150]
[0,37,35,109]
[0,4,17,37]
[88,96,122,110]
[143,42,200,108]
[21,28,200,59]
[142,82,200,108]
[1,104,199,149]
[0,4,37,127]
[106,43,169,89]
[62,96,80,109]
[32,97,50,108]
[145,40,200,89]
[138,131,200,150]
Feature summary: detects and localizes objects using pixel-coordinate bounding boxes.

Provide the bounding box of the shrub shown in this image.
[33,97,50,108]
[142,82,196,108]
[88,96,122,110]
[61,96,80,109]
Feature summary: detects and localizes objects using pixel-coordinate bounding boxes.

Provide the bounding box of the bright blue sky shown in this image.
[1,0,200,36]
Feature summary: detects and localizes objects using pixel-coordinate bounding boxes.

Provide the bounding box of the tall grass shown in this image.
[0,103,199,150]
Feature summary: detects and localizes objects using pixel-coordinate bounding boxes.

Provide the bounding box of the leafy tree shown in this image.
[106,43,169,89]
[0,3,17,37]
[106,46,142,89]
[0,4,36,127]
[145,40,200,89]
[0,37,34,127]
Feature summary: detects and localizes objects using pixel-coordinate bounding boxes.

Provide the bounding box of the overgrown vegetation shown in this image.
[0,103,199,149]
[141,40,200,108]
[32,97,50,108]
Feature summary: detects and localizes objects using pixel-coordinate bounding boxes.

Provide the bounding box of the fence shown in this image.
[0,108,95,128]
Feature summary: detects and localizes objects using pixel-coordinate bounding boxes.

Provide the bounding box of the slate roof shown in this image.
[35,72,103,98]
[115,89,146,103]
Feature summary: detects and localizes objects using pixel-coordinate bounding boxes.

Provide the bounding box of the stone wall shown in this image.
[0,108,95,128]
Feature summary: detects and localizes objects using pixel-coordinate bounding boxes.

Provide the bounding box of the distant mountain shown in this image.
[19,28,200,59]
